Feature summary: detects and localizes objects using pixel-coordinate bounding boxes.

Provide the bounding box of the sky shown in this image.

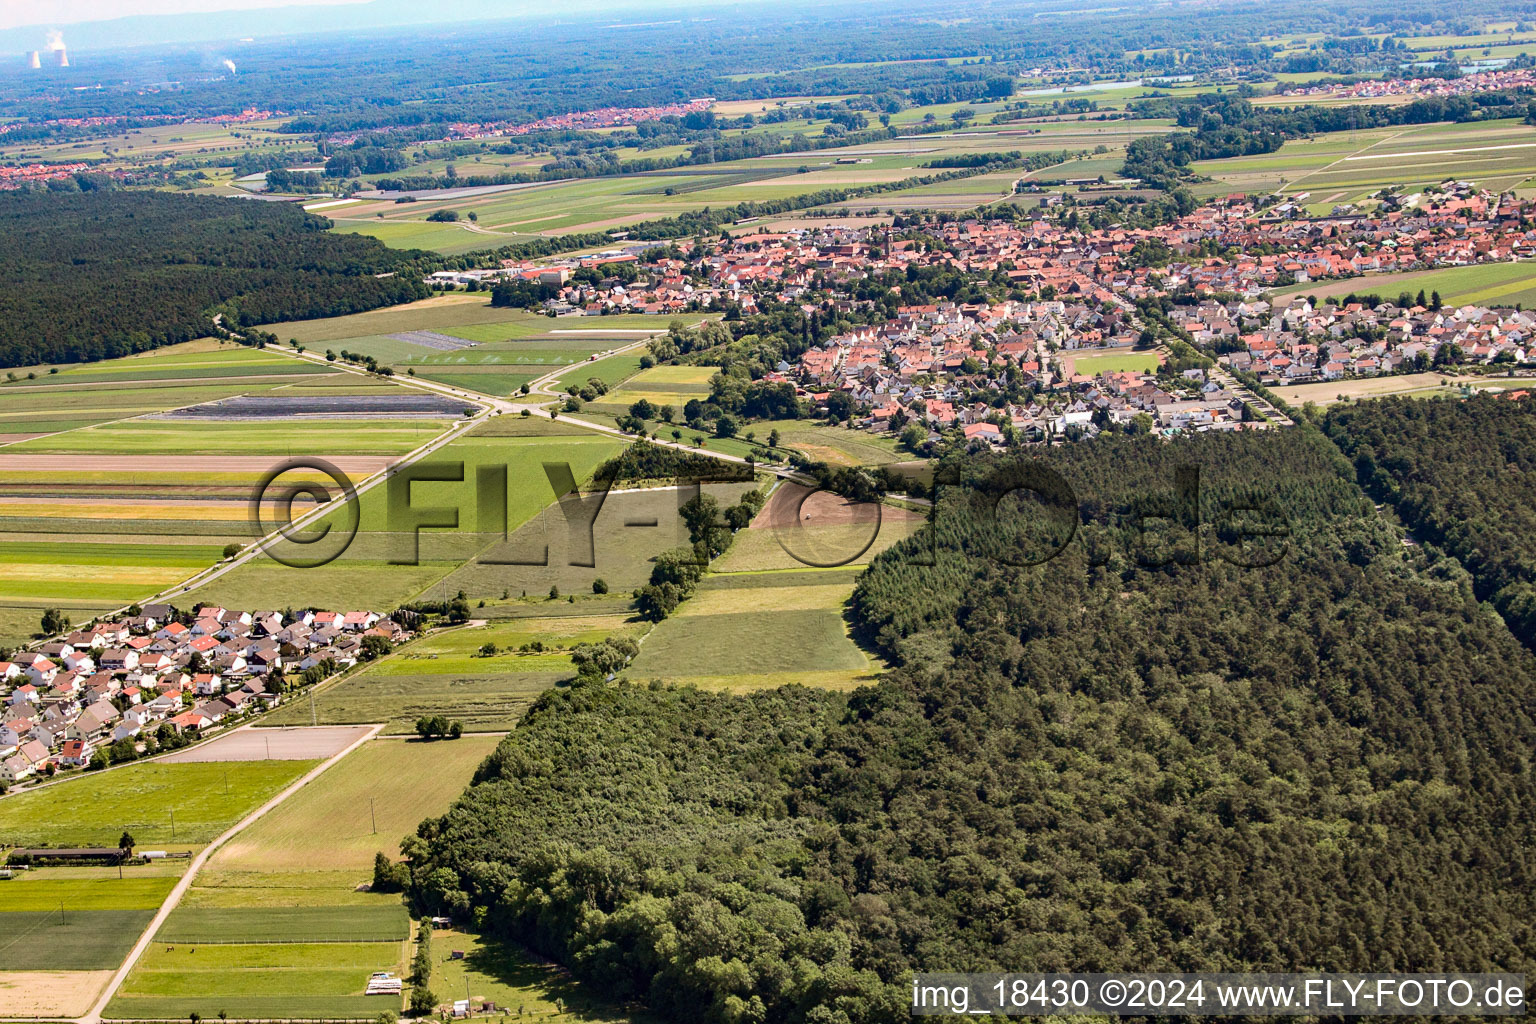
[0,0,372,32]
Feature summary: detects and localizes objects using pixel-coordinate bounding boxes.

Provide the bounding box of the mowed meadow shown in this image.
[0,339,465,645]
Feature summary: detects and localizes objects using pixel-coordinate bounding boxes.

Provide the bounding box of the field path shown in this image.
[78,724,385,1024]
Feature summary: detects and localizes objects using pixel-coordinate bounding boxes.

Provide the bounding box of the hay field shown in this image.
[0,970,113,1017]
[0,759,318,847]
[627,566,881,690]
[212,735,502,871]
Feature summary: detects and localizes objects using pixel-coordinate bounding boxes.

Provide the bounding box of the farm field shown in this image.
[266,296,683,396]
[751,419,906,466]
[0,909,160,971]
[428,926,646,1024]
[1272,260,1536,309]
[1193,118,1536,205]
[160,725,376,762]
[258,666,564,734]
[627,567,881,690]
[0,872,179,912]
[0,337,469,641]
[187,735,499,911]
[8,418,453,455]
[580,364,717,418]
[155,905,410,943]
[212,735,502,873]
[270,295,692,346]
[0,759,318,847]
[316,116,1180,255]
[103,734,506,1020]
[178,432,624,614]
[0,970,114,1017]
[469,414,602,436]
[0,340,332,387]
[0,116,295,165]
[0,340,347,437]
[713,486,926,573]
[0,862,187,998]
[257,580,669,734]
[1269,372,1490,407]
[549,351,646,391]
[107,940,409,1021]
[432,480,756,602]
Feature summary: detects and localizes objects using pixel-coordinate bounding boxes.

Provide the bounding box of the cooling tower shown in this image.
[28,51,40,69]
[56,48,68,67]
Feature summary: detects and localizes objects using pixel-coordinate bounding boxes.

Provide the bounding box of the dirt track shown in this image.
[158,725,376,762]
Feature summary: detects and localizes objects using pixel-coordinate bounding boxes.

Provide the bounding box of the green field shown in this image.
[0,339,331,386]
[0,866,181,971]
[428,927,646,1024]
[178,432,626,613]
[628,568,880,690]
[0,340,358,437]
[0,873,178,912]
[712,505,925,573]
[1273,260,1536,309]
[1193,118,1536,204]
[750,419,905,466]
[430,481,755,602]
[551,352,646,391]
[258,606,647,733]
[155,905,410,944]
[211,735,503,873]
[0,760,319,847]
[9,418,451,455]
[312,116,1168,254]
[469,414,599,437]
[0,333,468,635]
[1068,350,1162,375]
[269,294,695,347]
[108,940,409,1020]
[261,666,566,734]
[0,909,160,970]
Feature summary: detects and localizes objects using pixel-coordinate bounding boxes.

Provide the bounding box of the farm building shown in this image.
[8,846,126,864]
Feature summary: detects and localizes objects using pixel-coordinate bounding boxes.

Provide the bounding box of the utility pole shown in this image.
[170,809,176,841]
[370,797,377,835]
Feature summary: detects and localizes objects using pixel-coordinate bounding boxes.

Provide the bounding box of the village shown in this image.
[0,605,410,788]
[433,179,1536,441]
